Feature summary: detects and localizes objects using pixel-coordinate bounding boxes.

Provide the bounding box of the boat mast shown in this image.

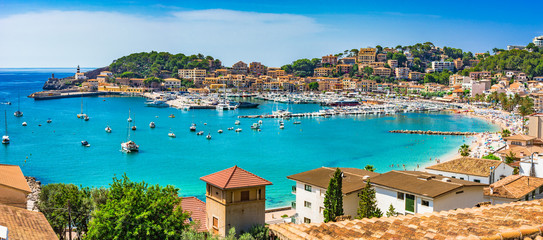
[17,92,20,112]
[4,110,7,136]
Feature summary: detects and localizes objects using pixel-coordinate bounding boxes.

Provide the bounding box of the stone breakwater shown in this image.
[25,176,41,211]
[389,130,478,135]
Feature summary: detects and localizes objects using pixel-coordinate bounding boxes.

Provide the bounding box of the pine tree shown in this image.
[357,180,382,219]
[323,168,344,222]
[385,204,398,217]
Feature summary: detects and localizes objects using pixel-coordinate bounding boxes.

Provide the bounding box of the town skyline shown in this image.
[1,0,542,68]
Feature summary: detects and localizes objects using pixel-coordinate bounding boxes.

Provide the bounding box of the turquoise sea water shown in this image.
[0,68,499,207]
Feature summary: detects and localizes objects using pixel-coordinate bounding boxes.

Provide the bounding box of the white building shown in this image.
[534,36,543,47]
[287,167,380,224]
[163,78,181,89]
[395,67,409,79]
[484,175,543,204]
[431,61,455,72]
[370,171,486,215]
[425,157,514,184]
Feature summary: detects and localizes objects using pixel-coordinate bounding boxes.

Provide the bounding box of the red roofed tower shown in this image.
[200,165,272,236]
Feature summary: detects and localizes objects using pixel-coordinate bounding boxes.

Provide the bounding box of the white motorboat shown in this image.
[81,140,90,147]
[279,125,284,129]
[2,111,8,144]
[131,125,137,131]
[190,124,196,131]
[293,121,301,124]
[47,119,52,123]
[228,127,234,130]
[84,115,90,121]
[149,122,155,128]
[251,123,260,130]
[105,126,112,133]
[197,131,204,135]
[206,133,212,140]
[235,120,240,125]
[258,120,263,125]
[235,128,242,132]
[22,122,27,126]
[168,131,176,138]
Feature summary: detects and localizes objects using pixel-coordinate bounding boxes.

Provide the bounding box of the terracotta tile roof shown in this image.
[497,145,543,157]
[370,171,486,198]
[0,204,57,240]
[269,199,543,240]
[504,134,536,141]
[484,175,543,199]
[0,164,31,193]
[287,167,380,194]
[200,165,272,189]
[181,197,207,232]
[425,157,503,177]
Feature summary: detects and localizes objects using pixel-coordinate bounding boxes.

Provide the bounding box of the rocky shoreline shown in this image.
[25,176,41,211]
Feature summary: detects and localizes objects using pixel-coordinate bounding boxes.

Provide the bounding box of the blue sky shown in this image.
[1,0,542,67]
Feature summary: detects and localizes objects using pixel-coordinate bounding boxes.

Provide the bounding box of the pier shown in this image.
[29,91,123,100]
[389,130,478,135]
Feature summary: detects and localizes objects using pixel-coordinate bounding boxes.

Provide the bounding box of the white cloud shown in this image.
[0,9,325,67]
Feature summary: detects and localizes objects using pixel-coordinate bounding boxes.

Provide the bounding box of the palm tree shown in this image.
[504,151,516,164]
[458,144,470,157]
[501,129,511,138]
[364,165,375,172]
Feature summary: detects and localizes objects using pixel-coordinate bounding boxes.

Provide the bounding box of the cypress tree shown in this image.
[323,168,344,222]
[357,179,382,219]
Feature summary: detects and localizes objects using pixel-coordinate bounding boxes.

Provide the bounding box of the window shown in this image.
[526,195,530,201]
[304,201,312,208]
[292,186,296,193]
[258,189,262,200]
[456,191,464,194]
[305,185,312,192]
[213,217,219,234]
[451,176,456,178]
[241,191,249,201]
[421,200,430,207]
[304,217,311,224]
[532,191,536,199]
[459,177,464,180]
[397,192,404,200]
[474,179,481,183]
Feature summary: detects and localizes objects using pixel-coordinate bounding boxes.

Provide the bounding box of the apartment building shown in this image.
[314,67,333,77]
[395,67,410,79]
[357,48,376,66]
[425,157,513,184]
[178,68,207,86]
[336,64,353,74]
[431,61,455,72]
[373,67,392,77]
[231,61,248,74]
[387,60,398,69]
[470,71,491,80]
[409,72,423,81]
[249,62,265,76]
[321,55,338,65]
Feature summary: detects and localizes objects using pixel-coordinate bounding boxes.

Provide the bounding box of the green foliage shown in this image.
[475,49,543,77]
[357,180,382,219]
[119,71,142,78]
[38,183,92,240]
[362,66,373,76]
[385,204,398,217]
[501,129,511,138]
[505,151,517,164]
[308,82,319,91]
[482,153,500,160]
[423,69,451,85]
[281,58,320,77]
[248,224,269,240]
[109,51,218,78]
[390,53,407,66]
[458,144,470,157]
[85,174,190,240]
[323,168,344,222]
[364,165,375,172]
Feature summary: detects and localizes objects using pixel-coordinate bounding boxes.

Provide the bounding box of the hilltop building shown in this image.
[357,48,376,67]
[425,157,513,184]
[534,36,543,47]
[431,61,454,72]
[178,68,206,86]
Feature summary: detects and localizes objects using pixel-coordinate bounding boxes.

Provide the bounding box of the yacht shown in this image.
[47,119,52,123]
[131,125,137,131]
[81,140,90,147]
[77,97,86,118]
[232,101,259,109]
[293,121,301,124]
[279,125,285,129]
[235,128,242,132]
[190,124,196,131]
[2,111,9,144]
[168,131,176,138]
[197,131,204,135]
[127,108,133,122]
[145,100,168,108]
[22,122,27,126]
[206,133,212,140]
[84,115,90,121]
[227,127,234,130]
[14,93,23,117]
[105,125,112,133]
[235,120,240,125]
[149,122,156,128]
[218,129,223,133]
[251,123,260,130]
[121,110,139,153]
[216,103,230,111]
